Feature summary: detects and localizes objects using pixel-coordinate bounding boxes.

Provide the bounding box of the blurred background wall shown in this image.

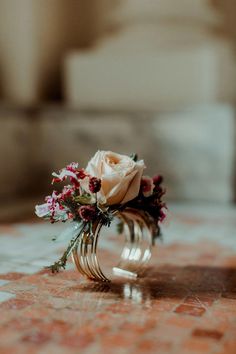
[0,0,236,220]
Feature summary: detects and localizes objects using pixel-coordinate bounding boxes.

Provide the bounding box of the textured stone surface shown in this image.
[0,203,236,353]
[64,38,235,110]
[150,105,235,202]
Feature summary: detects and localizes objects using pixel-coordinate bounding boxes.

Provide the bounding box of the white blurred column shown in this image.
[0,0,110,106]
[64,0,236,110]
[0,0,39,105]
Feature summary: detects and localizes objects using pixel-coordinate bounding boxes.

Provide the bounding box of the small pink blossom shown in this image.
[52,169,77,183]
[52,164,87,189]
[35,190,69,223]
[61,185,74,200]
[66,162,79,172]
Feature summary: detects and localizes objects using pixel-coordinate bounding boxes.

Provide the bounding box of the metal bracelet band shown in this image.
[71,208,155,282]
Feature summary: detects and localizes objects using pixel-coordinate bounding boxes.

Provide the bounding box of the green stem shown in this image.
[46,222,86,273]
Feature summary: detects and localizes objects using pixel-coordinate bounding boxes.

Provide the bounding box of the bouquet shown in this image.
[35,151,166,273]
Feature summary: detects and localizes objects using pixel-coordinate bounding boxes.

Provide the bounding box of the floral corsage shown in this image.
[35,151,166,272]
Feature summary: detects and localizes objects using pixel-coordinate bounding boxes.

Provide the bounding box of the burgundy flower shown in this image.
[76,169,87,180]
[140,176,154,197]
[159,208,166,222]
[79,205,97,222]
[61,185,74,200]
[89,177,101,193]
[51,177,61,184]
[152,175,163,186]
[70,177,80,188]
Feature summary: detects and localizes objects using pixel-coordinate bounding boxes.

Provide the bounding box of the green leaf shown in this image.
[130,153,138,162]
[46,222,86,272]
[116,221,124,234]
[74,194,93,205]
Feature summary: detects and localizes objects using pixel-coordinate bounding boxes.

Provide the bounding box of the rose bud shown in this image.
[79,205,97,222]
[140,176,155,197]
[152,175,163,186]
[89,177,101,193]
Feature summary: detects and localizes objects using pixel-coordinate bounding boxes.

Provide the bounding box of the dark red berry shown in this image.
[152,175,163,186]
[79,205,97,222]
[89,177,101,193]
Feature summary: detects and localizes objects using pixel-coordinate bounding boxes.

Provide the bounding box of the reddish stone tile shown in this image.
[1,214,236,354]
[96,313,111,321]
[166,315,198,328]
[45,269,82,281]
[136,339,172,353]
[210,309,236,322]
[136,339,157,352]
[0,298,34,310]
[21,331,51,345]
[44,319,72,335]
[174,304,206,317]
[0,225,22,235]
[218,297,236,309]
[60,333,94,349]
[183,338,213,353]
[22,306,58,320]
[192,328,224,340]
[151,300,176,312]
[217,340,236,354]
[23,273,68,287]
[0,272,26,281]
[101,333,134,348]
[0,347,18,354]
[106,303,133,314]
[119,319,156,335]
[184,295,215,308]
[4,317,42,331]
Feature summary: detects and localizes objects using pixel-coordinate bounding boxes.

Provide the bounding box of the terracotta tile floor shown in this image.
[0,204,236,354]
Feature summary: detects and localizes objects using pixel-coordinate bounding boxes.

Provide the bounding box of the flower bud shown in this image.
[89,177,101,193]
[79,205,97,222]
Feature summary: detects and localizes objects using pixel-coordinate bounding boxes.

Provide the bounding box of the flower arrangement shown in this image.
[35,151,166,272]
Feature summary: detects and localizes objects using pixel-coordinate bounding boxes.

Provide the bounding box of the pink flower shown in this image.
[36,190,69,223]
[76,169,87,180]
[140,176,154,197]
[51,164,88,189]
[60,185,74,200]
[66,162,79,172]
[52,169,77,183]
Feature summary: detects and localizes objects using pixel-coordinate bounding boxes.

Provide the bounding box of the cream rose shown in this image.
[86,151,145,205]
